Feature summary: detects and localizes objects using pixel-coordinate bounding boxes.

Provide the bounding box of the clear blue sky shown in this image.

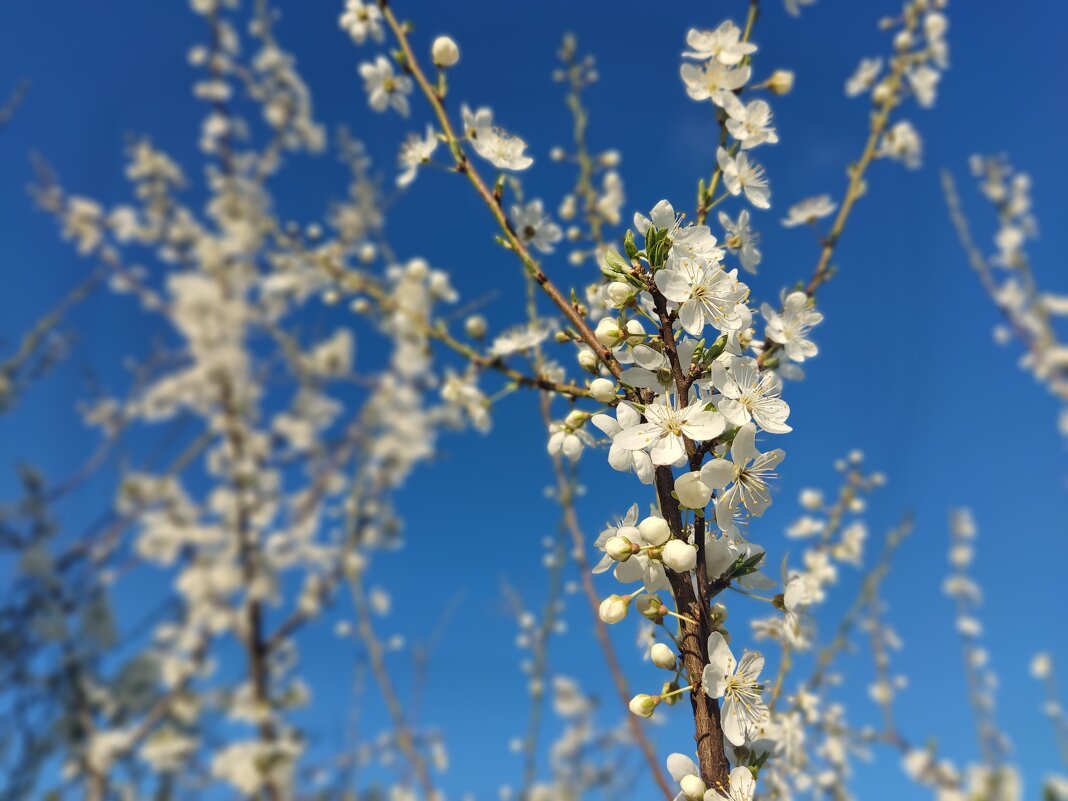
[1,0,1066,798]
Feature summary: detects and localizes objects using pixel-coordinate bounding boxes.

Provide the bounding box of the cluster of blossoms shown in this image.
[843,0,949,169]
[949,155,1068,437]
[8,0,1066,799]
[4,3,489,798]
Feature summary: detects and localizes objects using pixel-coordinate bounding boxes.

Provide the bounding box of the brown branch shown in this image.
[377,1,622,380]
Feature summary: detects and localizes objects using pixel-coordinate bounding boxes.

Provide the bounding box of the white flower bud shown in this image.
[550,147,567,162]
[628,693,658,718]
[1031,652,1052,680]
[605,536,634,563]
[464,314,487,339]
[588,378,617,403]
[358,242,377,263]
[638,594,665,621]
[680,774,707,801]
[606,281,634,307]
[924,11,948,39]
[674,471,712,509]
[649,642,676,669]
[872,81,894,105]
[577,348,600,374]
[638,515,670,547]
[594,317,622,347]
[710,602,728,623]
[624,318,646,342]
[599,149,621,168]
[431,36,460,67]
[598,594,629,624]
[799,488,823,510]
[662,540,697,573]
[767,69,795,95]
[564,409,588,429]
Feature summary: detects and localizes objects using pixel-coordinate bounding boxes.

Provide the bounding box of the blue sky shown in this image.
[1,0,1066,798]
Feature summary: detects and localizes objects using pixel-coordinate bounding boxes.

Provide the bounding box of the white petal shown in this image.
[701,459,735,489]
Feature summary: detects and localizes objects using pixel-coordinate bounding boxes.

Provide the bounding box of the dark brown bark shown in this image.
[655,466,731,789]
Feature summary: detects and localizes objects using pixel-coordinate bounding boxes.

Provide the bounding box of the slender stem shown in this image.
[350,571,438,799]
[377,2,622,379]
[758,10,920,368]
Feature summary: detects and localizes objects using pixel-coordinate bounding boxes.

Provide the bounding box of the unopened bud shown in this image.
[577,348,600,374]
[767,69,795,95]
[594,317,622,347]
[464,314,487,339]
[624,318,646,342]
[607,281,634,307]
[599,149,621,168]
[650,642,676,669]
[680,774,707,801]
[431,36,460,67]
[598,594,629,624]
[638,516,671,547]
[358,243,377,263]
[605,536,634,563]
[588,377,617,403]
[661,539,698,573]
[564,409,588,429]
[628,693,658,718]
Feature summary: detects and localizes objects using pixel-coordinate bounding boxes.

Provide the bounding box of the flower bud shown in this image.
[624,318,646,342]
[604,535,634,563]
[638,594,666,622]
[550,146,567,162]
[680,774,707,801]
[872,82,894,105]
[662,539,698,573]
[599,149,621,168]
[799,488,823,510]
[628,693,658,718]
[464,314,487,339]
[638,516,670,547]
[594,317,622,347]
[767,69,795,95]
[588,378,617,403]
[577,348,600,374]
[598,594,629,624]
[564,409,588,429]
[606,281,634,307]
[650,642,676,669]
[674,471,712,509]
[431,36,460,67]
